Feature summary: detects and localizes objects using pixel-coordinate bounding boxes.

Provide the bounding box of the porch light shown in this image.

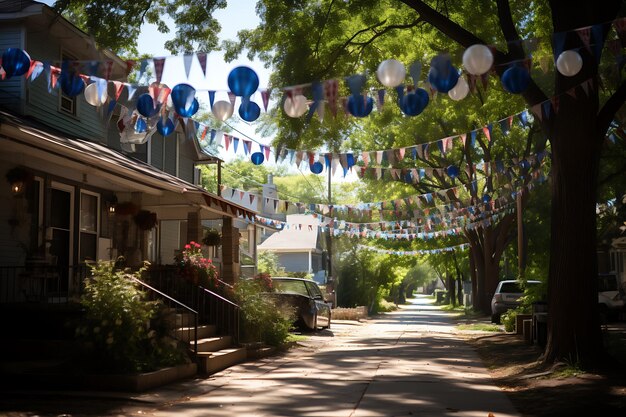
[106,195,118,214]
[11,180,24,195]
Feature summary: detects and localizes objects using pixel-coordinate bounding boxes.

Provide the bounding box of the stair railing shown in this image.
[130,276,199,356]
[197,285,240,345]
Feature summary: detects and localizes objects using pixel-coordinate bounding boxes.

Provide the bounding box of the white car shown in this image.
[598,273,625,320]
[491,280,541,323]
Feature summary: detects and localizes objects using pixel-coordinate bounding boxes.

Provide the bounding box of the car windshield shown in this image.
[500,282,523,293]
[273,280,309,296]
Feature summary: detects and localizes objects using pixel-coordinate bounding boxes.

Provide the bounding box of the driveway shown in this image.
[0,295,520,416]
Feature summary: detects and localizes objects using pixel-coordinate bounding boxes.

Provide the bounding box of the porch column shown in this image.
[308,250,312,273]
[186,211,201,243]
[221,216,239,285]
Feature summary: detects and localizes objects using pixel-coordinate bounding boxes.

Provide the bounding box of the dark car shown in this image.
[270,277,331,331]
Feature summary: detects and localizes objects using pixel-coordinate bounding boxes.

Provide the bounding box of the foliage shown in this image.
[133,210,158,231]
[55,0,227,55]
[281,271,312,279]
[456,323,503,332]
[76,261,186,373]
[500,307,524,333]
[175,241,219,288]
[257,250,284,276]
[233,277,294,347]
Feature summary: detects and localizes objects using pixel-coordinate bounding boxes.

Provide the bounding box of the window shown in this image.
[59,54,78,116]
[79,191,99,262]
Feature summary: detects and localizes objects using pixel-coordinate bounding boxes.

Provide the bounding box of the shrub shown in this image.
[233,277,294,347]
[76,261,187,373]
[501,306,526,332]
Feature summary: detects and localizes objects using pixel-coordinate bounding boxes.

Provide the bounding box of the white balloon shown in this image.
[212,100,234,121]
[448,76,469,101]
[166,95,173,110]
[556,50,583,77]
[283,94,308,118]
[377,59,406,87]
[84,82,107,106]
[462,44,494,75]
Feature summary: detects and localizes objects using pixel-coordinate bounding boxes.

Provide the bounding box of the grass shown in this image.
[285,334,308,344]
[456,323,503,332]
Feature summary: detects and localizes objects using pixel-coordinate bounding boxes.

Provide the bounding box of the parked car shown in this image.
[270,277,331,331]
[491,280,541,323]
[598,273,625,321]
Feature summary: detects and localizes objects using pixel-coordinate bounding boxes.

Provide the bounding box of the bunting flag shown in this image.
[261,89,271,112]
[197,53,208,77]
[153,58,166,83]
[183,54,194,79]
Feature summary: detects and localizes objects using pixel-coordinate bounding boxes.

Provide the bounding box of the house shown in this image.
[0,1,254,378]
[258,214,326,282]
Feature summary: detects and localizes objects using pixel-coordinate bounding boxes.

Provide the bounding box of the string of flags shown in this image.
[356,243,470,256]
[222,156,549,219]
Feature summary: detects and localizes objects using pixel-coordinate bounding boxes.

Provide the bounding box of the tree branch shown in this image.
[598,79,626,139]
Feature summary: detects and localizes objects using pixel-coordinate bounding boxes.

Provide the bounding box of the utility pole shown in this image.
[326,166,336,306]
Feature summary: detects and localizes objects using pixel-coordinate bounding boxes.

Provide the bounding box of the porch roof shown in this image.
[0,110,255,221]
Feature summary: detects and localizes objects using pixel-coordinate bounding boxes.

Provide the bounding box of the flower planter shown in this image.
[84,362,197,392]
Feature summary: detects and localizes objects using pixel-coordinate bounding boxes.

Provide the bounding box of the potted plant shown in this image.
[202,228,221,246]
[134,210,158,231]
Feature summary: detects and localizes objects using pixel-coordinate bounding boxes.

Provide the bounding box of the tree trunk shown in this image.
[542,86,603,367]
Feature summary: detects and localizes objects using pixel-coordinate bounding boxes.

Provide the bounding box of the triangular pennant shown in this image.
[224,134,231,151]
[324,79,339,116]
[576,26,592,53]
[153,58,166,84]
[208,90,216,107]
[233,137,240,154]
[183,54,195,79]
[197,53,208,77]
[261,89,271,112]
[482,124,492,142]
[243,139,252,155]
[264,144,271,160]
[227,91,236,107]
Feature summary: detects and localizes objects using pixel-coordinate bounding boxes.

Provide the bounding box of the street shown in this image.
[1,296,519,417]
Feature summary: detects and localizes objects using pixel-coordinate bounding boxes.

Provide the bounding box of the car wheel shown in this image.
[491,313,501,324]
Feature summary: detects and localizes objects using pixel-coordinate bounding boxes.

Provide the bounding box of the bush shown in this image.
[233,277,294,347]
[76,261,187,373]
[501,306,526,332]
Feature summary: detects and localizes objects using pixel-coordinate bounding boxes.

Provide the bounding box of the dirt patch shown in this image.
[467,332,626,416]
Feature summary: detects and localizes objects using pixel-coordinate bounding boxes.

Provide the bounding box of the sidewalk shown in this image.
[1,296,520,416]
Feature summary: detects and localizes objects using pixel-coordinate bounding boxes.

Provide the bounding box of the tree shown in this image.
[227,0,626,368]
[54,0,227,55]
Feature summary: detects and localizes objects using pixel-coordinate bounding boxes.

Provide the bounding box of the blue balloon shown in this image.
[446,165,460,179]
[501,65,530,94]
[519,159,530,170]
[239,101,261,122]
[427,55,459,93]
[171,83,197,116]
[135,117,147,133]
[400,88,429,116]
[157,117,175,136]
[1,48,31,78]
[310,161,324,174]
[482,194,491,203]
[136,93,160,118]
[59,71,85,97]
[347,94,374,117]
[228,66,259,97]
[178,98,199,118]
[251,152,265,165]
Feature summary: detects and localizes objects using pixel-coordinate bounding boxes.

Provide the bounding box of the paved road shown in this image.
[1,295,519,416]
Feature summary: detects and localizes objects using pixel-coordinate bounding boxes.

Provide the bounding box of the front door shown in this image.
[49,183,74,292]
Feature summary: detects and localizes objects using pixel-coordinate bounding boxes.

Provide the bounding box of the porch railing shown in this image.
[0,264,89,304]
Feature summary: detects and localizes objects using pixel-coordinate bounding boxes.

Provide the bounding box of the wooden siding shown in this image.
[0,26,24,112]
[22,30,106,141]
[178,136,195,184]
[150,134,165,170]
[163,133,178,176]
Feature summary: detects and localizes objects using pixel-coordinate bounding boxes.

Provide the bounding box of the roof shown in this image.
[0,1,40,13]
[0,109,255,220]
[258,214,321,252]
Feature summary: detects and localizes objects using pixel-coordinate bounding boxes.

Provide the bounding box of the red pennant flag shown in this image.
[153,58,166,83]
[224,134,231,151]
[125,60,136,75]
[482,126,491,142]
[249,194,256,205]
[261,88,271,111]
[104,60,114,81]
[263,145,271,160]
[324,79,339,116]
